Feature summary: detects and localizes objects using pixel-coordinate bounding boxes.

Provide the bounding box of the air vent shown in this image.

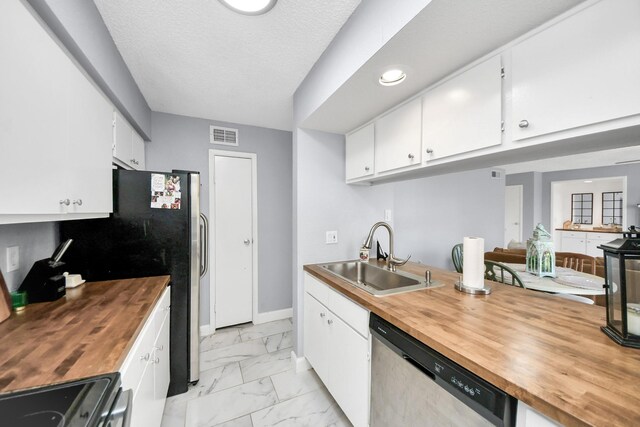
[491,169,503,179]
[210,125,238,146]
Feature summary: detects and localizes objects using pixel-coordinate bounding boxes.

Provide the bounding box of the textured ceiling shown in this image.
[93,0,361,131]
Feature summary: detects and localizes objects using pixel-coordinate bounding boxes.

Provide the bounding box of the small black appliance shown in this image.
[18,239,73,303]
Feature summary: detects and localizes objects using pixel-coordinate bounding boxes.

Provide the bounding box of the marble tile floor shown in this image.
[161,318,352,427]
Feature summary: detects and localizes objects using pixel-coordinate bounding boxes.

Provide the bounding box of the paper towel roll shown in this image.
[463,237,485,289]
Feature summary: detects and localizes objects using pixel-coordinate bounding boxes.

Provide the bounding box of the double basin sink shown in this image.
[320,261,442,296]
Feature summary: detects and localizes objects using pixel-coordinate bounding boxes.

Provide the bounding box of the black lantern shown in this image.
[599,230,640,348]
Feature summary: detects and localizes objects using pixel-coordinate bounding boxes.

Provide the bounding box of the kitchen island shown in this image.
[0,275,169,393]
[304,260,640,427]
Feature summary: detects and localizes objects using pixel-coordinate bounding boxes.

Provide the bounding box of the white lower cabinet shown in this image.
[304,273,370,427]
[559,231,621,257]
[120,287,171,427]
[516,401,561,427]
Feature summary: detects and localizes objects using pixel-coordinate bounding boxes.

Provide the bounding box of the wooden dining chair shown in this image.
[555,252,596,275]
[452,243,463,273]
[484,260,525,288]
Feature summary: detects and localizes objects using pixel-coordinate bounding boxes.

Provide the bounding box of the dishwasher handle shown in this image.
[402,354,436,381]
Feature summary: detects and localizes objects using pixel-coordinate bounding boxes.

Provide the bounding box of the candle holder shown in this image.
[526,224,555,278]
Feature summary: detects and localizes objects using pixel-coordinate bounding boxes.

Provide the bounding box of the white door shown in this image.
[212,153,255,328]
[504,185,523,246]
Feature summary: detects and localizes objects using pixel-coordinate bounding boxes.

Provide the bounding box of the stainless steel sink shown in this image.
[320,261,443,296]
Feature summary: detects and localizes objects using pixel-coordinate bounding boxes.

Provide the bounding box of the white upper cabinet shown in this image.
[511,0,640,141]
[113,110,145,170]
[345,123,374,181]
[0,0,113,220]
[422,55,503,161]
[374,98,422,174]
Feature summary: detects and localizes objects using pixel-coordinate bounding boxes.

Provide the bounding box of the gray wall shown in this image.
[148,112,293,325]
[394,169,506,271]
[0,223,57,291]
[506,172,543,236]
[26,0,152,138]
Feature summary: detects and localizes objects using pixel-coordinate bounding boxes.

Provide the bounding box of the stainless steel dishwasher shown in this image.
[370,313,516,427]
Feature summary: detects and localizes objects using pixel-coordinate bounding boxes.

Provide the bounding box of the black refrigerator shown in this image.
[59,169,207,396]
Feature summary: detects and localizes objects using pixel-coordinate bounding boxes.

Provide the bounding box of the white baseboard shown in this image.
[253,307,293,325]
[200,324,215,336]
[291,350,311,373]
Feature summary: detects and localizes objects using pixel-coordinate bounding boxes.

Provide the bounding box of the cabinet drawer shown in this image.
[305,274,330,306]
[588,233,619,242]
[561,232,586,239]
[327,287,369,338]
[154,287,171,331]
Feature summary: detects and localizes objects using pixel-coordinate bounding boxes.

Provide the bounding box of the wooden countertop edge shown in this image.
[303,263,621,427]
[554,228,623,234]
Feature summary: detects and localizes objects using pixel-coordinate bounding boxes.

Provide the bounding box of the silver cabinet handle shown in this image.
[140,353,150,361]
[59,199,70,206]
[364,166,370,172]
[152,357,160,364]
[320,312,326,318]
[519,120,529,128]
[130,159,139,165]
[73,199,83,206]
[327,319,333,325]
[244,239,251,245]
[408,153,415,160]
[426,148,433,154]
[155,344,164,351]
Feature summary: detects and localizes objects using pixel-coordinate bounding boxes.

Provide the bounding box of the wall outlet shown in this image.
[325,231,338,244]
[6,246,19,272]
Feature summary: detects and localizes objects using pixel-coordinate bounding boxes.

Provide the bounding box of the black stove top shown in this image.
[0,373,120,427]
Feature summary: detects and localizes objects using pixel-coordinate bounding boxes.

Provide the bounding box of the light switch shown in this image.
[384,209,393,222]
[6,246,19,272]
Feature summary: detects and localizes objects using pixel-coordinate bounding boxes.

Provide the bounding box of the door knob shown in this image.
[243,239,251,245]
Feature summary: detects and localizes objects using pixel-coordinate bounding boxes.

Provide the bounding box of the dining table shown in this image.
[503,263,606,296]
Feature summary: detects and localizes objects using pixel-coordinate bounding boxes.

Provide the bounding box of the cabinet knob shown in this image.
[73,199,83,206]
[320,312,326,318]
[364,166,370,172]
[408,153,415,160]
[152,357,160,364]
[243,239,251,245]
[426,148,433,154]
[327,319,333,325]
[155,344,164,351]
[140,353,150,362]
[518,120,530,128]
[130,159,139,165]
[59,199,70,206]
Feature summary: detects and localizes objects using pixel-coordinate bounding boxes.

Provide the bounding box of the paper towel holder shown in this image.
[454,278,492,295]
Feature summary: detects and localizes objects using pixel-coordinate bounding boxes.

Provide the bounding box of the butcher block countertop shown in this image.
[304,260,640,427]
[0,275,169,394]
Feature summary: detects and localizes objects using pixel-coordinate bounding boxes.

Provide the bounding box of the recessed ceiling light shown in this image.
[379,69,406,86]
[219,0,277,15]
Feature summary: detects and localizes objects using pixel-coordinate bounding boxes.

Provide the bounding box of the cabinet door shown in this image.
[345,124,374,180]
[375,98,421,173]
[561,236,585,253]
[130,361,155,427]
[131,131,146,170]
[512,0,640,140]
[303,293,329,382]
[149,314,170,427]
[328,313,370,427]
[113,111,133,168]
[423,55,502,161]
[66,64,113,214]
[0,0,70,215]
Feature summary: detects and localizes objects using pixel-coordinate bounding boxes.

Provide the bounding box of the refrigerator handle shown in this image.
[199,213,209,277]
